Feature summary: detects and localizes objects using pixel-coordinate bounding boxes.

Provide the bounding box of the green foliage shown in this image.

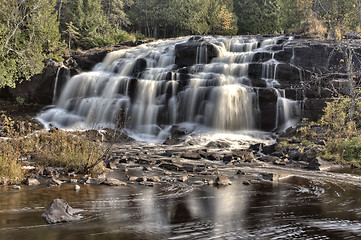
[323,137,361,166]
[60,0,133,49]
[0,0,64,88]
[235,0,280,35]
[319,97,361,137]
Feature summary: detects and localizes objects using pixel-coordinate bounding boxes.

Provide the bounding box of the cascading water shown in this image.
[37,36,304,142]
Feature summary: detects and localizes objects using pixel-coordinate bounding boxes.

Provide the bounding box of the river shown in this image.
[1,167,361,240]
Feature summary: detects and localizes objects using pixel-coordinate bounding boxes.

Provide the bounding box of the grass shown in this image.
[0,102,109,184]
[0,141,23,185]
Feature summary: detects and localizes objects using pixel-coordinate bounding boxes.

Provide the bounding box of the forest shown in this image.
[0,0,360,88]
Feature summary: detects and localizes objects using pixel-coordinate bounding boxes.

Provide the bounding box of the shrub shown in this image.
[0,141,23,185]
[27,130,106,175]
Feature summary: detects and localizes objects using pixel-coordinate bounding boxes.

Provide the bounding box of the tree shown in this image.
[234,0,280,35]
[0,0,64,88]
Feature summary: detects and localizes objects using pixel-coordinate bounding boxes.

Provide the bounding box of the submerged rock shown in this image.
[42,199,84,224]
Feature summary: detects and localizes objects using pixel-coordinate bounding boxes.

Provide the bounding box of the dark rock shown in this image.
[262,144,277,155]
[242,181,251,185]
[206,141,230,148]
[147,176,161,182]
[42,199,83,224]
[236,170,246,175]
[259,155,279,163]
[175,39,221,67]
[288,149,301,160]
[249,143,263,152]
[214,175,232,186]
[299,147,319,162]
[232,150,254,162]
[133,58,147,77]
[181,152,202,160]
[159,162,183,171]
[306,157,321,171]
[163,137,183,145]
[222,154,234,163]
[200,152,221,161]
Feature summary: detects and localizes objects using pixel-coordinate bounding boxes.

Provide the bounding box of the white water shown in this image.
[37,36,302,142]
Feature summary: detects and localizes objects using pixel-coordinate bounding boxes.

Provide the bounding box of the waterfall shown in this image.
[53,65,71,105]
[37,36,303,141]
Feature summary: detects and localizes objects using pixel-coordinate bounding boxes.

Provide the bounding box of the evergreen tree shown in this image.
[0,0,64,88]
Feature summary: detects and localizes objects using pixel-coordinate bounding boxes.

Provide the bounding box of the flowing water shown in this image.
[1,169,361,240]
[37,35,302,142]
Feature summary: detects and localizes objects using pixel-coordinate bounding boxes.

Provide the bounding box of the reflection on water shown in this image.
[1,176,361,240]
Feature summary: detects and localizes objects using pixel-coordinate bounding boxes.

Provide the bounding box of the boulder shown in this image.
[214,175,232,186]
[42,199,83,224]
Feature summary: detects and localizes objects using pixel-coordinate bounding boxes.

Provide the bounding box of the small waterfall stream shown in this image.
[38,36,303,141]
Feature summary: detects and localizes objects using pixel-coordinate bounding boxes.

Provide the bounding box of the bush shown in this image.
[27,130,106,175]
[324,137,361,166]
[0,141,23,185]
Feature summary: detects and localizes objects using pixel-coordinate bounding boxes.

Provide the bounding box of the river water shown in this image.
[1,171,361,240]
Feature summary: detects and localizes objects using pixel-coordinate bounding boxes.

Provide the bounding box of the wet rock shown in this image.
[85,178,104,185]
[222,154,234,163]
[136,177,147,182]
[181,152,202,160]
[159,162,183,171]
[299,147,319,162]
[242,181,251,185]
[236,170,246,175]
[175,39,221,67]
[143,166,152,171]
[193,180,205,185]
[288,149,301,160]
[206,141,230,148]
[249,143,263,152]
[127,176,138,181]
[70,179,78,183]
[74,185,80,191]
[214,176,232,186]
[181,163,195,172]
[147,176,161,182]
[306,158,321,171]
[104,178,127,186]
[178,174,188,182]
[262,144,277,155]
[232,150,254,162]
[42,199,83,224]
[163,136,183,145]
[259,155,279,163]
[139,181,154,187]
[51,177,62,186]
[108,159,118,170]
[273,158,288,166]
[26,178,40,186]
[12,185,21,190]
[200,152,221,161]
